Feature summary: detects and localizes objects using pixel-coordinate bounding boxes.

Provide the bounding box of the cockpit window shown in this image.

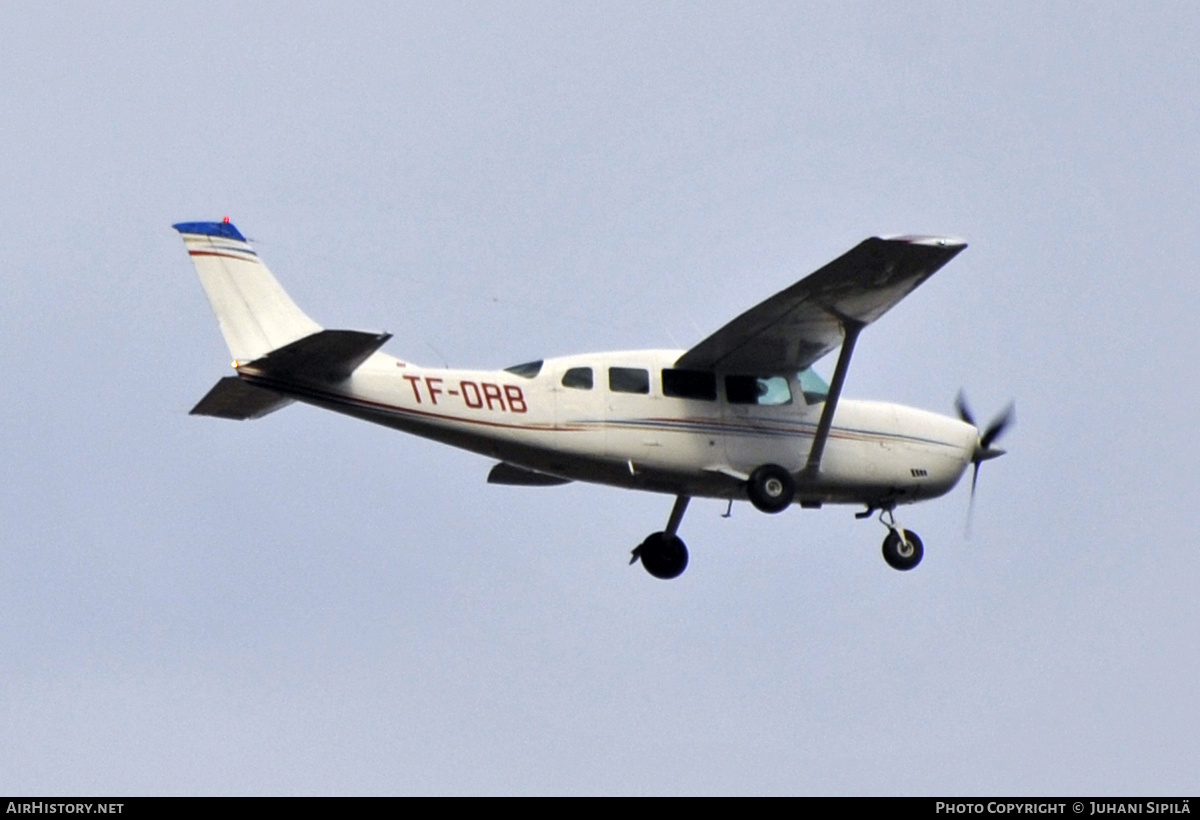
[725,375,792,406]
[662,369,717,401]
[609,367,650,394]
[798,367,829,405]
[562,367,593,390]
[504,360,543,379]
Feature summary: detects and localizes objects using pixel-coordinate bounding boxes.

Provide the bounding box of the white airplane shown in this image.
[176,219,1011,579]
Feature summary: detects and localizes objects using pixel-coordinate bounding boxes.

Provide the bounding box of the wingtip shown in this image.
[882,234,967,248]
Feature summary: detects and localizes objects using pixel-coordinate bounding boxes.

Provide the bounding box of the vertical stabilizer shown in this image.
[174,220,322,362]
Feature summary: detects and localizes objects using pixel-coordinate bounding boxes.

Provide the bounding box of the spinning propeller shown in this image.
[955,391,1014,529]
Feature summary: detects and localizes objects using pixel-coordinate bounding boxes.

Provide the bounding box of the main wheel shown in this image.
[634,532,689,579]
[882,529,924,571]
[746,464,796,514]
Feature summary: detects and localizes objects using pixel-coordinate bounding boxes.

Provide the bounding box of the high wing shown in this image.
[675,236,966,374]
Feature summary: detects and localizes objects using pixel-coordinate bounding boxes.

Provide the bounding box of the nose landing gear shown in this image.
[876,509,923,571]
[882,528,924,571]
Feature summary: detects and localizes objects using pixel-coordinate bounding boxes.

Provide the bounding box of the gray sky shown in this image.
[2,1,1197,795]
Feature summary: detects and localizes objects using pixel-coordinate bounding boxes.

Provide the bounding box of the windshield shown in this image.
[798,367,829,405]
[504,360,543,379]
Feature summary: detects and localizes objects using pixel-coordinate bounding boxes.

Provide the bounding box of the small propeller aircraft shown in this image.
[176,219,1011,579]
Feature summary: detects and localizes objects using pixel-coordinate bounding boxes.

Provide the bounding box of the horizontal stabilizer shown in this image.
[191,377,293,420]
[487,462,572,487]
[242,329,392,383]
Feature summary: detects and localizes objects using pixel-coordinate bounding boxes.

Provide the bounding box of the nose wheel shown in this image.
[882,528,924,570]
[876,509,923,571]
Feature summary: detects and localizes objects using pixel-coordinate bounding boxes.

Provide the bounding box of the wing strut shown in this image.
[803,319,864,480]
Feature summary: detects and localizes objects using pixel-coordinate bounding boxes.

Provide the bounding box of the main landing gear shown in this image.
[873,508,923,571]
[631,464,798,579]
[746,464,796,514]
[630,495,690,580]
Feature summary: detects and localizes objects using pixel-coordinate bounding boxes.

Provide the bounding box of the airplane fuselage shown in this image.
[237,347,977,510]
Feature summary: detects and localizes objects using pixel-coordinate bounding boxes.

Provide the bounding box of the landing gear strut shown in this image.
[877,509,923,571]
[630,495,690,579]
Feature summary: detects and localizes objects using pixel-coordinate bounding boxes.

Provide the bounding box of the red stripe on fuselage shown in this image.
[239,375,955,449]
[187,250,257,261]
[240,374,583,433]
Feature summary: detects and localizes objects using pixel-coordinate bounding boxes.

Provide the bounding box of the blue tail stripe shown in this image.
[172,221,247,242]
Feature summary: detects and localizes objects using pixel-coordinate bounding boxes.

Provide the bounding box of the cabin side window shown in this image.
[562,367,593,390]
[609,367,650,394]
[725,375,792,406]
[661,369,717,401]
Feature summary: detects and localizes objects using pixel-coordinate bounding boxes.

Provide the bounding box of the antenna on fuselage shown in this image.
[425,342,449,369]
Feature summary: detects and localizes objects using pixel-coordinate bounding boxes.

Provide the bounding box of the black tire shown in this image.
[746,464,796,514]
[635,532,689,580]
[882,529,924,571]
